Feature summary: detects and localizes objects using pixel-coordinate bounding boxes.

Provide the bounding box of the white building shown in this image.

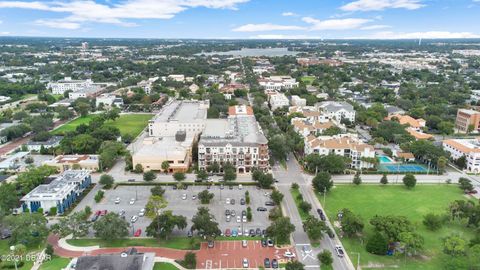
[25,136,63,152]
[316,101,356,123]
[137,77,159,95]
[443,138,480,173]
[198,105,269,173]
[48,77,96,95]
[258,76,299,91]
[305,134,375,169]
[291,95,307,107]
[167,74,185,82]
[21,170,92,215]
[96,94,124,108]
[269,92,289,111]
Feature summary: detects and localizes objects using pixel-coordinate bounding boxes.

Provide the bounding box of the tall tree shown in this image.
[5,213,48,247]
[146,211,187,240]
[266,217,295,244]
[93,212,129,241]
[191,207,221,240]
[312,172,333,193]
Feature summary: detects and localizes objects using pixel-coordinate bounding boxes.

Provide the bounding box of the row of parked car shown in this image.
[242,257,280,269]
[223,227,266,237]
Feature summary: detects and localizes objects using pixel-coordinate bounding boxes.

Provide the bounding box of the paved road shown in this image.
[273,154,354,270]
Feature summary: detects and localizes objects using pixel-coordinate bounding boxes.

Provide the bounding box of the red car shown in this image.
[134,229,142,237]
[225,228,231,237]
[95,210,102,216]
[100,210,108,216]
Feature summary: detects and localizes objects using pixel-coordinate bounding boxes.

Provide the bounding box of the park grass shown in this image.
[153,262,180,270]
[52,113,153,137]
[0,240,38,270]
[290,188,309,221]
[319,184,475,270]
[66,237,200,250]
[300,76,315,85]
[39,256,70,270]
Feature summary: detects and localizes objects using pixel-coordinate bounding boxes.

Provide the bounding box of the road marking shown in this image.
[205,260,212,269]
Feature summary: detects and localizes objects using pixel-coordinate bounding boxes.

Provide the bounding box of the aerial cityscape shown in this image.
[0,0,480,270]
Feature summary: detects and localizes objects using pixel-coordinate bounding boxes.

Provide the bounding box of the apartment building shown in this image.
[385,114,426,131]
[258,76,299,91]
[443,138,480,173]
[21,170,92,214]
[48,77,97,95]
[292,118,338,137]
[305,134,375,169]
[291,95,307,107]
[455,108,480,133]
[316,101,356,123]
[198,105,269,173]
[268,92,290,111]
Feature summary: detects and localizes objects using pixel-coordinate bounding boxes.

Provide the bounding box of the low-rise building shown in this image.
[316,101,356,123]
[455,108,480,133]
[198,105,269,173]
[43,155,100,172]
[291,95,307,107]
[258,76,299,91]
[443,138,480,173]
[385,114,426,131]
[167,74,185,82]
[292,118,338,137]
[73,248,155,270]
[96,94,124,108]
[137,77,159,95]
[48,77,97,95]
[269,92,289,111]
[305,134,375,169]
[25,136,63,152]
[21,170,92,214]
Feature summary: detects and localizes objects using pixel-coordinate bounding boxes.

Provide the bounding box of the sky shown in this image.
[0,0,479,39]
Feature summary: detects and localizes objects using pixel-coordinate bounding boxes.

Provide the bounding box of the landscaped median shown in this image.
[290,187,310,221]
[66,237,201,250]
[319,184,476,270]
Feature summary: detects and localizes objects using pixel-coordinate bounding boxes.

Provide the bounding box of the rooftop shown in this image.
[75,248,155,270]
[151,100,209,123]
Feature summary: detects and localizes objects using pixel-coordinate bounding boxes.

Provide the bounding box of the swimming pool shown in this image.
[379,164,428,173]
[378,156,394,163]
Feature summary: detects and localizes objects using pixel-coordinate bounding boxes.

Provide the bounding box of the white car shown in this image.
[139,208,145,217]
[131,215,138,223]
[238,184,243,190]
[242,258,249,268]
[182,194,187,200]
[244,229,249,236]
[192,195,197,200]
[284,251,296,258]
[242,216,247,223]
[335,245,345,257]
[242,240,248,247]
[236,215,241,223]
[114,197,120,204]
[129,198,135,205]
[226,198,231,204]
[237,227,243,236]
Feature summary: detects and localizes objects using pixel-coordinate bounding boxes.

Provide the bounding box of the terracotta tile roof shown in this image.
[397,152,415,159]
[443,139,480,153]
[308,136,374,152]
[406,128,433,140]
[385,114,425,128]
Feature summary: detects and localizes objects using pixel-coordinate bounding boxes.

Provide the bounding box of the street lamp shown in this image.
[351,252,360,270]
[9,246,18,270]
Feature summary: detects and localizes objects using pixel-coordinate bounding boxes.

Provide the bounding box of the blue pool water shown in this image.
[378,156,393,163]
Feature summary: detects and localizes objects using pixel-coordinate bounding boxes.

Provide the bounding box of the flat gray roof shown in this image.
[151,100,208,123]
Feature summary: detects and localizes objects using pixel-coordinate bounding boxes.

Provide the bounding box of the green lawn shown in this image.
[154,262,180,270]
[67,237,200,250]
[300,76,315,85]
[53,114,153,137]
[290,188,310,221]
[0,240,37,270]
[320,184,474,270]
[39,256,71,270]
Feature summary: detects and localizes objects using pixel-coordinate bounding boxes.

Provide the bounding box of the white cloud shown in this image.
[355,31,480,39]
[302,17,372,30]
[232,23,305,32]
[0,0,250,29]
[361,24,391,30]
[250,34,322,39]
[341,0,425,11]
[281,12,296,17]
[0,31,9,35]
[35,19,81,30]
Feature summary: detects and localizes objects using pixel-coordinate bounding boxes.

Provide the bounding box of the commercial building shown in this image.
[258,76,299,91]
[48,77,100,95]
[133,100,209,172]
[198,105,269,173]
[305,134,375,169]
[316,101,356,123]
[443,138,480,173]
[95,94,124,108]
[43,155,100,172]
[21,170,92,214]
[72,248,155,270]
[455,109,480,133]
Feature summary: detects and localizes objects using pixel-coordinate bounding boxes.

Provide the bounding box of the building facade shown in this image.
[316,101,356,123]
[43,155,100,172]
[21,170,92,214]
[455,109,480,133]
[48,77,96,95]
[443,139,480,173]
[258,76,299,91]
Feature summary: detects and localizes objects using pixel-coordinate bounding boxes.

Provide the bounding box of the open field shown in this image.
[320,185,475,270]
[300,76,315,85]
[153,262,179,270]
[52,114,153,137]
[39,256,71,270]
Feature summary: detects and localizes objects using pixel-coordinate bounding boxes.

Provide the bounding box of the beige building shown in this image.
[455,109,480,133]
[43,155,99,172]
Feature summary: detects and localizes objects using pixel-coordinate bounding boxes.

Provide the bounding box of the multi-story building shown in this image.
[316,101,356,123]
[268,92,290,111]
[133,100,209,172]
[95,93,124,108]
[385,114,426,131]
[291,95,307,107]
[292,118,338,137]
[455,109,480,133]
[443,138,480,173]
[21,170,92,214]
[48,77,98,95]
[43,154,100,172]
[198,105,269,173]
[258,76,299,91]
[304,134,375,169]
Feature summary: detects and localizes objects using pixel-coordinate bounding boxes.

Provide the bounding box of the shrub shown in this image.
[366,232,388,255]
[423,213,444,231]
[49,207,57,216]
[94,190,105,203]
[291,183,299,189]
[403,173,417,189]
[99,174,114,189]
[143,171,156,182]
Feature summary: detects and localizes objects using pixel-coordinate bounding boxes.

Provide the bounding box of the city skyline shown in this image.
[0,0,479,39]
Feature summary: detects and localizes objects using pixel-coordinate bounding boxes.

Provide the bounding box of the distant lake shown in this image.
[197,47,300,57]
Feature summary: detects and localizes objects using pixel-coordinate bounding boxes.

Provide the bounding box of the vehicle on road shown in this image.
[265,201,275,206]
[257,207,267,211]
[114,197,120,204]
[139,208,145,217]
[134,229,142,237]
[317,208,326,221]
[264,258,270,268]
[242,258,249,268]
[119,210,125,217]
[242,240,247,247]
[284,251,296,258]
[335,245,345,257]
[129,198,135,205]
[326,227,335,239]
[131,215,138,223]
[192,195,197,200]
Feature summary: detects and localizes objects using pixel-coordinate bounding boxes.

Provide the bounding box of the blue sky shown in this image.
[0,0,479,39]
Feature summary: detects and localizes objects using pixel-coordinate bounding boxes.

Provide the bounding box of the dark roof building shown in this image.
[75,248,155,270]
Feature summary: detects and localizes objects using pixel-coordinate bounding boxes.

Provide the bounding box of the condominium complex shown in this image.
[133,100,209,172]
[21,170,92,214]
[385,114,426,131]
[454,108,480,133]
[48,77,103,96]
[305,134,375,169]
[443,138,480,173]
[258,76,299,91]
[198,105,269,173]
[268,92,290,111]
[316,101,356,123]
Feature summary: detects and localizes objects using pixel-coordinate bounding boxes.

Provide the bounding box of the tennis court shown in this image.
[379,164,428,173]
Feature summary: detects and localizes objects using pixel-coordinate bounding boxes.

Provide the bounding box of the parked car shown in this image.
[220,184,224,190]
[232,228,238,237]
[242,240,248,247]
[242,258,249,268]
[134,229,142,237]
[192,195,197,200]
[225,209,231,216]
[242,210,247,217]
[236,216,241,223]
[265,201,275,206]
[256,228,261,236]
[257,207,267,211]
[335,245,345,257]
[264,258,271,268]
[317,208,326,221]
[326,227,335,239]
[207,185,211,190]
[238,184,243,190]
[262,229,266,236]
[226,215,231,222]
[225,228,231,237]
[231,210,236,217]
[187,230,193,237]
[114,197,120,204]
[172,185,177,190]
[90,215,99,222]
[119,210,125,217]
[100,210,107,216]
[249,229,255,236]
[182,194,187,200]
[129,198,136,205]
[128,178,135,182]
[242,216,247,223]
[272,259,278,268]
[226,198,231,204]
[229,185,233,190]
[208,240,214,248]
[230,199,235,205]
[261,239,267,247]
[139,208,145,217]
[183,185,188,190]
[131,215,138,223]
[284,251,296,258]
[244,229,249,236]
[267,239,274,247]
[238,227,243,236]
[240,198,245,205]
